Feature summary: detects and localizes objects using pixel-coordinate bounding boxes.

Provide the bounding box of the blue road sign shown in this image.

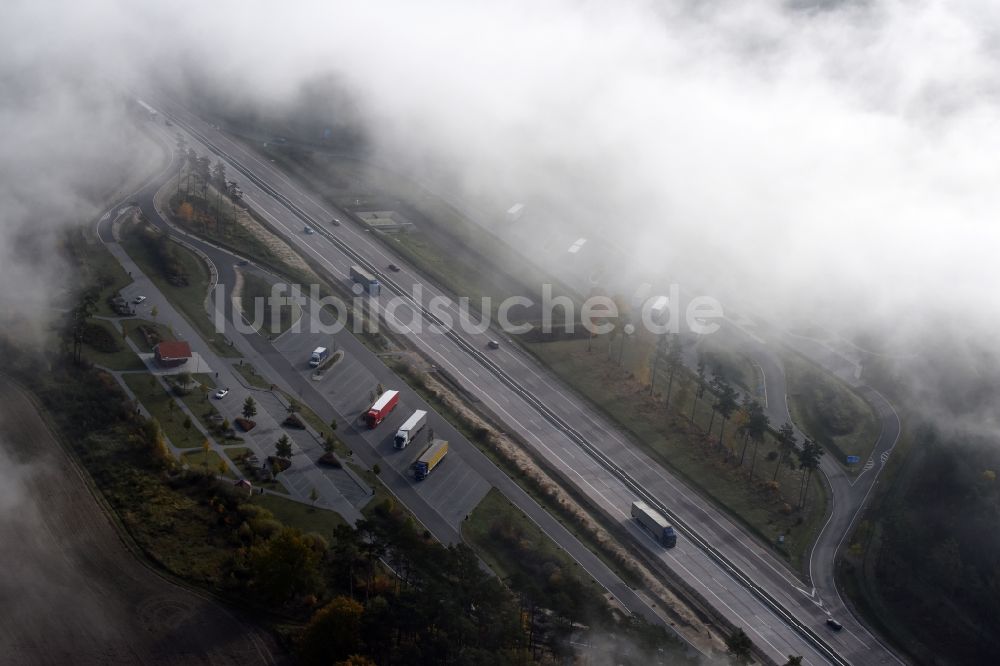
[846,455,861,464]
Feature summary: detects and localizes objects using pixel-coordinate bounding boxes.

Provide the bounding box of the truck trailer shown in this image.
[309,347,329,367]
[350,264,381,296]
[394,409,428,449]
[631,500,677,547]
[414,439,448,480]
[366,390,399,428]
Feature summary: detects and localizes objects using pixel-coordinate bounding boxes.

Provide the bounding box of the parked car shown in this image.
[215,388,230,399]
[133,296,147,304]
[825,618,843,631]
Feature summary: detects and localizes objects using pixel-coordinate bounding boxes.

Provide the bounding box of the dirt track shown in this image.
[0,376,278,665]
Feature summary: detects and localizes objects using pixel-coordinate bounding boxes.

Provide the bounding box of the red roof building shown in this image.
[154,341,192,368]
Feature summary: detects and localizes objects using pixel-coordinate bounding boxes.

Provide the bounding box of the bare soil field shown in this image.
[0,376,277,665]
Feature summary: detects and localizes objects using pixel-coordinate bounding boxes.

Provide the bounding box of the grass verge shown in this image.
[126,318,176,352]
[526,337,828,571]
[181,448,234,477]
[232,361,272,389]
[463,488,610,619]
[390,359,645,588]
[170,374,223,436]
[275,388,350,457]
[123,372,206,449]
[250,493,347,535]
[239,271,300,336]
[783,350,880,468]
[82,319,145,371]
[120,222,240,358]
[67,228,134,317]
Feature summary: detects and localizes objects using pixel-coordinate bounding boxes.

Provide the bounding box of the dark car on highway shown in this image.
[825,618,843,631]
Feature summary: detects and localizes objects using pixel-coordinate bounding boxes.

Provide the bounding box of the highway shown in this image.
[100,126,693,651]
[148,98,900,665]
[505,218,906,664]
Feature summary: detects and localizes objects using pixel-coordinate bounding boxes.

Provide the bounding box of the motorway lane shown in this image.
[506,219,905,662]
[149,104,865,665]
[478,192,906,663]
[127,129,690,646]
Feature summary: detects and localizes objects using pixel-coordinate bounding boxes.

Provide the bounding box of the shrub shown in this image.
[82,322,121,353]
[283,413,306,429]
[251,518,283,540]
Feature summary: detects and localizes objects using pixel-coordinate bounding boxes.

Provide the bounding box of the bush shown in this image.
[235,417,256,432]
[251,518,283,540]
[318,452,342,468]
[283,413,306,429]
[82,321,121,353]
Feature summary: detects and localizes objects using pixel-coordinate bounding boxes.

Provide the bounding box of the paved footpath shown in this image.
[98,213,365,524]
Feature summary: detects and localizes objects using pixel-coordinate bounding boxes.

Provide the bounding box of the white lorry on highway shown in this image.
[394,409,428,449]
[631,500,677,547]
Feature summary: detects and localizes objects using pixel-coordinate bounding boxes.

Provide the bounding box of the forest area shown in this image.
[845,423,1000,664]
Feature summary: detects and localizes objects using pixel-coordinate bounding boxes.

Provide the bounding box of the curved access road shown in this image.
[143,97,909,666]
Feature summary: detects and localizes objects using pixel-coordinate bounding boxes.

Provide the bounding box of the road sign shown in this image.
[846,455,861,465]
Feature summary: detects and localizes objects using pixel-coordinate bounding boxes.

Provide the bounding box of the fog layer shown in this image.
[5,1,1000,413]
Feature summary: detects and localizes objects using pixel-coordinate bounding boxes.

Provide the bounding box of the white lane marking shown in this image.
[665,550,820,665]
[251,183,811,601]
[242,198,632,520]
[175,119,857,657]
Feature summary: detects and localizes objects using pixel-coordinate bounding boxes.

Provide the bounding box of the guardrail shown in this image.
[167,110,850,666]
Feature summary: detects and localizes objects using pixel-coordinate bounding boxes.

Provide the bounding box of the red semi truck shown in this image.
[366,390,399,428]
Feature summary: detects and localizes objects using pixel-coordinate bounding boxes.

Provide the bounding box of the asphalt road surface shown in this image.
[95,125,683,650]
[141,99,902,665]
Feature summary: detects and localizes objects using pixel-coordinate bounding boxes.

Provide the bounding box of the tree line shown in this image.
[648,333,825,508]
[173,134,242,236]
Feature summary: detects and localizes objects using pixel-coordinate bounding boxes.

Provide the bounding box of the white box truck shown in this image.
[631,500,677,547]
[309,347,329,368]
[394,409,428,449]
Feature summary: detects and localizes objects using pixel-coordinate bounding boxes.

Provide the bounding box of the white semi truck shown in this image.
[394,409,428,449]
[631,500,677,547]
